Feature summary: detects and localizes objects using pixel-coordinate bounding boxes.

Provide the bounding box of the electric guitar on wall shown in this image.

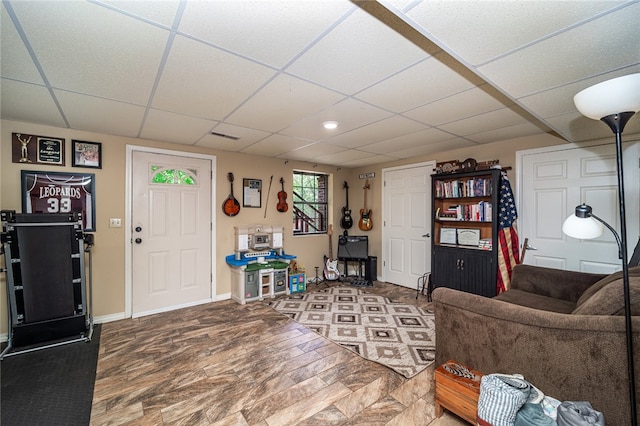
[323,225,340,281]
[358,180,373,231]
[340,181,353,229]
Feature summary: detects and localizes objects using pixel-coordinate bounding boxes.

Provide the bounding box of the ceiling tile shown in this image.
[358,127,456,154]
[1,7,43,84]
[11,1,169,105]
[478,3,640,98]
[385,137,476,159]
[335,153,397,167]
[548,112,640,143]
[1,80,66,127]
[179,1,354,68]
[278,142,346,161]
[140,109,217,145]
[280,98,393,141]
[404,86,508,126]
[196,125,268,152]
[355,54,481,113]
[240,134,311,158]
[404,0,628,66]
[226,73,344,133]
[196,123,271,152]
[54,90,145,138]
[286,7,427,94]
[98,0,181,27]
[152,35,276,121]
[324,116,429,149]
[465,122,547,144]
[520,66,640,119]
[438,108,528,136]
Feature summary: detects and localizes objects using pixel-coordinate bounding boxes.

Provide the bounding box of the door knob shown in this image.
[135,238,142,244]
[422,233,430,238]
[525,243,538,250]
[135,226,142,232]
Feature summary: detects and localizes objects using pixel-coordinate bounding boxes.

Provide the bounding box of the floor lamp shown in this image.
[564,73,639,425]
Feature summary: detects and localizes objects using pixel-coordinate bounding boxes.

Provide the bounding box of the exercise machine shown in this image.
[0,210,94,359]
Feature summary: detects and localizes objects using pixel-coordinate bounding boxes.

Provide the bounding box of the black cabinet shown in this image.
[431,169,500,297]
[432,246,495,297]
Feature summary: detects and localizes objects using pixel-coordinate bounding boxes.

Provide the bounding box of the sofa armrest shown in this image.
[432,287,640,426]
[509,264,605,303]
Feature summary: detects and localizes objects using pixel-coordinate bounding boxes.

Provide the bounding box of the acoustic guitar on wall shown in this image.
[358,180,372,231]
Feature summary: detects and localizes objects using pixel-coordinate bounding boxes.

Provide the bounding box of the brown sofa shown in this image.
[433,264,640,425]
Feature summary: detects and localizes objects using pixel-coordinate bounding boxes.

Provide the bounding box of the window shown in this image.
[292,171,328,235]
[150,166,197,185]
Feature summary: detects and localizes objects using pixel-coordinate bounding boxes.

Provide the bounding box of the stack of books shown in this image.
[478,239,492,250]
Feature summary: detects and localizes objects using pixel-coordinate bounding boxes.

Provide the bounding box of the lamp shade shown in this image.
[562,214,604,239]
[574,73,640,120]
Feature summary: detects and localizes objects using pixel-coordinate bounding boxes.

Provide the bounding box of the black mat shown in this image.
[1,324,101,426]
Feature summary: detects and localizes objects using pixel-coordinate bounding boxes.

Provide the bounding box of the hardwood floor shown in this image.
[90,280,466,425]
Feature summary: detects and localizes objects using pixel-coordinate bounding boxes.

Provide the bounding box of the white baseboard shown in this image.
[214,292,231,301]
[93,312,127,324]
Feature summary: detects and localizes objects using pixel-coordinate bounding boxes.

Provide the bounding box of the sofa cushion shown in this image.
[495,289,576,314]
[572,275,640,316]
[576,265,640,307]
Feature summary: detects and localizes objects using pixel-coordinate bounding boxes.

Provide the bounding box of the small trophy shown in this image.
[17,133,32,163]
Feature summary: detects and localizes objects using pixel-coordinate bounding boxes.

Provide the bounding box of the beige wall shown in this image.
[0,118,565,335]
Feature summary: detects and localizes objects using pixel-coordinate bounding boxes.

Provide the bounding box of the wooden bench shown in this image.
[434,360,483,424]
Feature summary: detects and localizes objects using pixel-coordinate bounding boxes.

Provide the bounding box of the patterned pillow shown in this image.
[572,275,640,316]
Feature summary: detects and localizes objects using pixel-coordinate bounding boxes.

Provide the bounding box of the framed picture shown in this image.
[440,228,457,245]
[457,228,481,246]
[21,170,97,231]
[243,178,262,208]
[72,140,102,169]
[12,132,65,166]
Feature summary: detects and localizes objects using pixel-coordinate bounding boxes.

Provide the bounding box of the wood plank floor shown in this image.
[90,280,466,425]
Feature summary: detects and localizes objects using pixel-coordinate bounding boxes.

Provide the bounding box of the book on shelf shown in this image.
[435,177,493,198]
[436,202,492,221]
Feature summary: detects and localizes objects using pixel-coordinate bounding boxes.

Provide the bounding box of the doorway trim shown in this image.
[125,145,217,319]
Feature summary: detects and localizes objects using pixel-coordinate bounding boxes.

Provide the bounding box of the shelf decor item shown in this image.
[567,73,640,426]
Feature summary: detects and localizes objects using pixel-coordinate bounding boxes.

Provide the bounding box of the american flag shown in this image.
[497,171,520,294]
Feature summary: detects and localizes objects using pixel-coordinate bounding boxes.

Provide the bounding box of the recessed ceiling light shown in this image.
[323,121,338,130]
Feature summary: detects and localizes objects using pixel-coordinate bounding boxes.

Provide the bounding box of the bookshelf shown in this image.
[431,169,500,297]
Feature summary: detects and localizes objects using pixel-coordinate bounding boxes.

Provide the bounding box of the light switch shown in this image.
[109,218,122,228]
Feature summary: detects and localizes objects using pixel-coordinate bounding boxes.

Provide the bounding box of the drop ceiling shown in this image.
[1,0,639,168]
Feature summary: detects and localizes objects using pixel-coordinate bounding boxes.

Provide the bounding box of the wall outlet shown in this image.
[109,218,122,228]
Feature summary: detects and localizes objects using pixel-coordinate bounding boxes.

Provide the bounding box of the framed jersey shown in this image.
[21,170,96,231]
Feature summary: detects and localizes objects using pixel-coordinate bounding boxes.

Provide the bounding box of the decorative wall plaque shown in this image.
[12,133,65,166]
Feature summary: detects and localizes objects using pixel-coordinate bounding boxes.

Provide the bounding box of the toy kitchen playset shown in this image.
[225,225,297,304]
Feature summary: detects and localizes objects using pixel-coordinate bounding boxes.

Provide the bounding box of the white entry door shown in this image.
[131,151,212,317]
[382,161,435,288]
[519,142,639,274]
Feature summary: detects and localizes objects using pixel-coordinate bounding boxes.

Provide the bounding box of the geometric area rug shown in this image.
[269,286,436,378]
